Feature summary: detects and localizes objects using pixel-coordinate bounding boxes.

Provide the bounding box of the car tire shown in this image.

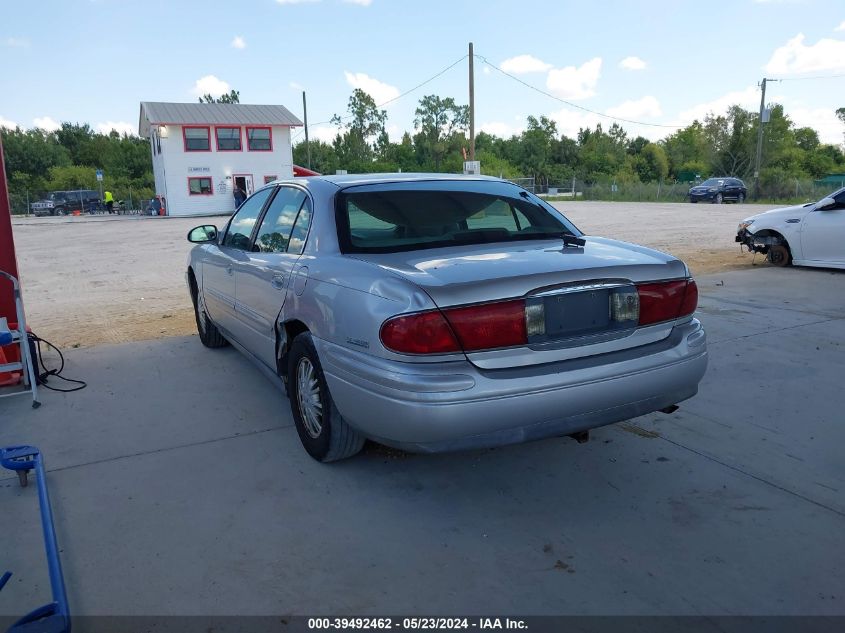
[288,332,365,463]
[767,243,792,267]
[713,193,723,204]
[190,277,228,348]
[737,193,745,204]
[54,207,67,216]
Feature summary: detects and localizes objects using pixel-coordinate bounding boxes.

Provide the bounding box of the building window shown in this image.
[247,127,272,151]
[264,175,278,184]
[188,177,213,195]
[184,126,211,152]
[215,127,241,151]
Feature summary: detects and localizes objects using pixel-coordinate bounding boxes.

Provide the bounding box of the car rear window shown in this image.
[336,182,580,253]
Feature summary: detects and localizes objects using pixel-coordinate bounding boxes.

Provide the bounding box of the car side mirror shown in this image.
[188,225,218,243]
[817,197,836,210]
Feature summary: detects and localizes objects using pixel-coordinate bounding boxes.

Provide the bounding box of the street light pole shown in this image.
[753,78,768,200]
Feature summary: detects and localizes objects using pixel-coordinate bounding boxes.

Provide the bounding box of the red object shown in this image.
[443,299,527,352]
[182,125,212,152]
[293,165,320,177]
[245,126,273,152]
[380,311,460,354]
[0,133,21,323]
[637,279,698,326]
[214,126,243,152]
[0,321,24,386]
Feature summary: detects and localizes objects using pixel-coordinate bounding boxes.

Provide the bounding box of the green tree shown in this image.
[331,88,388,169]
[199,90,240,104]
[634,143,669,182]
[412,95,469,170]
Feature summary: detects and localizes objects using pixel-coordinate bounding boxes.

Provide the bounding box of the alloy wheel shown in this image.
[296,357,323,438]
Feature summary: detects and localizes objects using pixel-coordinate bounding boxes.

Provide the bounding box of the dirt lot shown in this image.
[10,201,781,348]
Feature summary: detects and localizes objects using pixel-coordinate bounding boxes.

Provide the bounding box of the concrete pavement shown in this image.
[1,266,843,617]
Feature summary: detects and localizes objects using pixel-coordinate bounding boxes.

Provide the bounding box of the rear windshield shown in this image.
[336,183,580,253]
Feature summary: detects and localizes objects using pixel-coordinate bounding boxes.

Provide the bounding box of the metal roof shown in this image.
[138,102,302,136]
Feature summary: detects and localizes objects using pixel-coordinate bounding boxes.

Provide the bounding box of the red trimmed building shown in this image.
[139,102,302,216]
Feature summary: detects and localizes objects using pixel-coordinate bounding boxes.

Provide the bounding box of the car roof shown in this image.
[276,172,502,188]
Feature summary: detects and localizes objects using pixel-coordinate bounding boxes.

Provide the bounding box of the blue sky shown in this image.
[2,0,845,145]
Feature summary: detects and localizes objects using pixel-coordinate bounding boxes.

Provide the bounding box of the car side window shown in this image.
[253,187,307,253]
[287,198,313,255]
[223,187,274,250]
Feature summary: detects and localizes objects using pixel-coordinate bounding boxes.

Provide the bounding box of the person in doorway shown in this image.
[148,197,161,216]
[104,190,114,214]
[233,185,247,209]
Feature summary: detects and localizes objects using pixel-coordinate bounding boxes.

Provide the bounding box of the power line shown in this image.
[772,73,845,81]
[292,54,468,143]
[475,53,682,130]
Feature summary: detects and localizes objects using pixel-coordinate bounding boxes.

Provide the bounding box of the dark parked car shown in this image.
[688,178,747,204]
[30,190,102,216]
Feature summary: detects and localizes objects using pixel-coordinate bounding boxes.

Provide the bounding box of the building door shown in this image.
[234,174,254,196]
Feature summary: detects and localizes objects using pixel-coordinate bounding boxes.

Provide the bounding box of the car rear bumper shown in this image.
[317,319,707,453]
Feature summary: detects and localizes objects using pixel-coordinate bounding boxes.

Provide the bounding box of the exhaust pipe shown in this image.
[659,405,679,414]
[568,430,590,444]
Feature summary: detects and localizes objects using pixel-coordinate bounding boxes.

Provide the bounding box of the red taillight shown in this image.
[637,279,698,326]
[380,310,461,354]
[380,299,528,354]
[443,299,527,352]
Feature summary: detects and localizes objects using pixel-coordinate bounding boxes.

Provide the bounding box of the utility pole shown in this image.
[468,42,475,162]
[753,78,768,200]
[302,91,312,170]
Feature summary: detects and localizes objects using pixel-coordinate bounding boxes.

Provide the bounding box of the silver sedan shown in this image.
[186,174,707,462]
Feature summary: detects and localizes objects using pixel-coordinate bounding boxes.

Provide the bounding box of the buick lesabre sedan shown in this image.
[187,175,707,462]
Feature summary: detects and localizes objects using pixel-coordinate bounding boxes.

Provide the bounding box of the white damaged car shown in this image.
[736,186,845,269]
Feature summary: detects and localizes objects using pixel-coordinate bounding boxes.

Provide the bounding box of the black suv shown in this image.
[688,178,747,204]
[30,190,103,216]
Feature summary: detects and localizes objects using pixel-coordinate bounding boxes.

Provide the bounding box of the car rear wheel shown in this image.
[767,243,792,267]
[288,332,365,462]
[54,207,67,216]
[190,277,228,348]
[713,193,723,204]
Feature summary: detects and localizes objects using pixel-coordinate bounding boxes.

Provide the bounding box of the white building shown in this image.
[138,102,302,217]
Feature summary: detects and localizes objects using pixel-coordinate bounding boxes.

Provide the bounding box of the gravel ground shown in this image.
[10,201,782,348]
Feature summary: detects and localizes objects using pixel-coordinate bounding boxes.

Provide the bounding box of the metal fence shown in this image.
[535,179,840,205]
[7,190,147,216]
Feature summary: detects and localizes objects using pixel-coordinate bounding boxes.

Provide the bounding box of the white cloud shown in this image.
[32,116,60,131]
[343,0,372,5]
[4,37,29,47]
[343,71,400,105]
[765,33,845,74]
[478,121,523,138]
[676,85,761,123]
[547,109,604,140]
[309,126,338,143]
[500,54,552,74]
[0,115,18,129]
[605,96,662,120]
[230,35,246,49]
[619,56,647,71]
[192,75,231,98]
[784,106,844,145]
[290,81,304,91]
[96,121,136,136]
[836,21,845,32]
[545,57,602,100]
[482,66,491,75]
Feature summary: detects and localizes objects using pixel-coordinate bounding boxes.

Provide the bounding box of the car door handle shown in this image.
[226,264,234,276]
[271,273,286,289]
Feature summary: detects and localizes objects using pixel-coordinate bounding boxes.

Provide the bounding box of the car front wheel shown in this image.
[767,243,792,267]
[713,193,723,204]
[737,193,745,204]
[190,277,228,348]
[288,333,365,462]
